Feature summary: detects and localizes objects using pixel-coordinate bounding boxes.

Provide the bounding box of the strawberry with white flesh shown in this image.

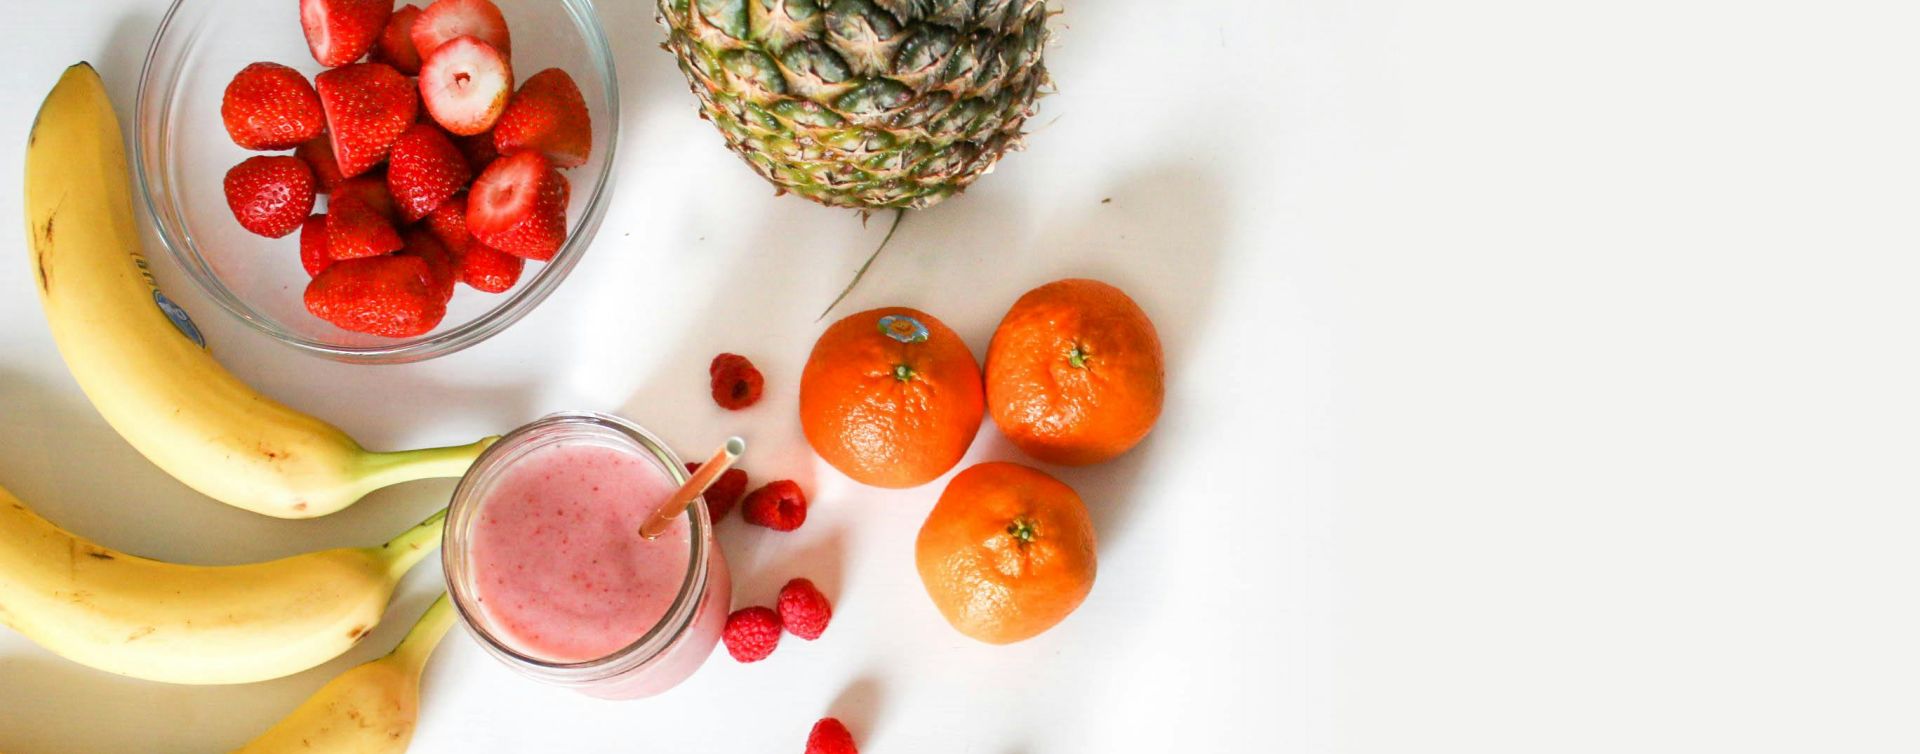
[316,63,419,178]
[300,0,394,67]
[467,151,568,261]
[304,254,446,338]
[411,0,511,60]
[494,68,591,168]
[299,214,335,277]
[419,36,512,136]
[372,4,425,74]
[387,123,472,222]
[221,62,325,151]
[326,193,404,260]
[223,156,317,239]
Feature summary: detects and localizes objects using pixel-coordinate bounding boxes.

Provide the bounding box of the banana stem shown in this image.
[377,508,448,581]
[354,436,500,495]
[386,594,457,677]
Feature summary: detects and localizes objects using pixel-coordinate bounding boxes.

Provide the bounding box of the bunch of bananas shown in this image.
[9,64,482,753]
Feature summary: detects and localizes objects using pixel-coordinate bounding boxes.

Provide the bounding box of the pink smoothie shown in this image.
[468,441,694,664]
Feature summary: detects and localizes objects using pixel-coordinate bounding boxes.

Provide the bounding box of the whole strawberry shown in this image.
[371,4,424,74]
[221,62,324,151]
[387,123,471,222]
[494,68,592,169]
[401,228,458,304]
[457,242,525,293]
[305,254,446,337]
[316,63,419,178]
[301,0,394,67]
[223,156,316,238]
[424,196,474,255]
[299,214,334,277]
[295,137,348,193]
[467,151,568,260]
[326,193,403,260]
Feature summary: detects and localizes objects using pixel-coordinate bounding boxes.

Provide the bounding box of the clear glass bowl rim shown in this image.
[131,0,620,364]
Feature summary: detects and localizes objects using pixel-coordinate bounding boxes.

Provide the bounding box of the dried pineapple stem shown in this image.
[818,209,909,322]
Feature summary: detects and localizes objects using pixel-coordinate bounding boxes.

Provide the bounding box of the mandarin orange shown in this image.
[986,279,1165,466]
[800,307,985,488]
[916,462,1097,644]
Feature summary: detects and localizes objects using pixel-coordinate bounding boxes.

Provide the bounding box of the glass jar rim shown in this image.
[441,411,710,683]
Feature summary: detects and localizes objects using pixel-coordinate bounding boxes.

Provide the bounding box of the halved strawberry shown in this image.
[494,68,591,169]
[467,151,567,260]
[419,36,512,136]
[458,241,524,293]
[299,214,335,277]
[300,0,394,68]
[295,137,348,193]
[327,193,404,260]
[424,196,473,255]
[222,63,325,151]
[333,174,400,222]
[387,123,471,222]
[224,156,316,238]
[401,228,458,304]
[305,254,446,338]
[372,4,425,75]
[411,0,511,60]
[316,63,419,178]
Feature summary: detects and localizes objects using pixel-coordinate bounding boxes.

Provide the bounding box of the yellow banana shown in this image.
[23,63,495,520]
[0,482,444,685]
[232,594,455,754]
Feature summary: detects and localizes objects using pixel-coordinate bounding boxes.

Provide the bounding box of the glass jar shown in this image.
[443,412,731,699]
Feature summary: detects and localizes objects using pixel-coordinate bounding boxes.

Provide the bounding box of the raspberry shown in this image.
[722,606,782,663]
[742,480,807,532]
[777,578,833,641]
[710,353,765,410]
[805,718,858,754]
[686,462,749,523]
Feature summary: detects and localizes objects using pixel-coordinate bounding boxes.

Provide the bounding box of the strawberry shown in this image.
[424,196,473,255]
[299,214,335,277]
[295,137,348,193]
[454,131,498,173]
[316,63,419,179]
[419,36,512,136]
[457,241,524,293]
[494,68,591,169]
[305,254,446,338]
[223,156,316,238]
[401,229,458,304]
[221,63,325,151]
[411,0,511,61]
[300,0,394,68]
[371,4,425,75]
[326,193,404,260]
[332,174,400,222]
[466,151,567,260]
[387,123,471,222]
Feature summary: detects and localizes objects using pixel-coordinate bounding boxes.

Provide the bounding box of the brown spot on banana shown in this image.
[126,626,155,641]
[347,624,370,640]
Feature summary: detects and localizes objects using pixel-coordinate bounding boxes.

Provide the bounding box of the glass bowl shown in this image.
[135,0,618,363]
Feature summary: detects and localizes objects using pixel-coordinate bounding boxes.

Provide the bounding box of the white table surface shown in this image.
[4,1,1918,752]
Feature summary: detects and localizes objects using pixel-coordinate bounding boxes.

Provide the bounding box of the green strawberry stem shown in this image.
[357,436,498,493]
[386,594,456,677]
[819,209,908,321]
[377,507,448,581]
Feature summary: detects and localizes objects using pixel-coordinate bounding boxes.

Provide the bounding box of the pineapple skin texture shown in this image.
[658,0,1051,210]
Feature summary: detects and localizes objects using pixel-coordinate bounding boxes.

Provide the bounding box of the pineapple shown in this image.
[657,0,1052,210]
